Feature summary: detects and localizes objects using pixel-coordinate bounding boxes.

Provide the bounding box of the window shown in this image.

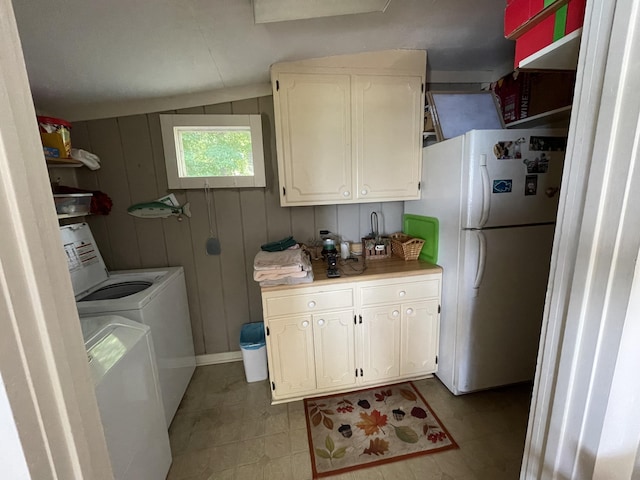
[160,114,266,189]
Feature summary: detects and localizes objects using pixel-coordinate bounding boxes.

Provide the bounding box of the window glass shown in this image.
[160,115,265,189]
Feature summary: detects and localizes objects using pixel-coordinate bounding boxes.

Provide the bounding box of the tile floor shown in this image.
[167,363,532,480]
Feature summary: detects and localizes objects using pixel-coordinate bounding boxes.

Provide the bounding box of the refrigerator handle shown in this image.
[473,230,487,297]
[479,154,490,227]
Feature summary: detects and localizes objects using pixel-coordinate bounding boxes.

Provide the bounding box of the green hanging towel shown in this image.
[261,236,297,252]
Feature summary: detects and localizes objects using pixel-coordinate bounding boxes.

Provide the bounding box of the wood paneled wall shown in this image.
[73,96,404,355]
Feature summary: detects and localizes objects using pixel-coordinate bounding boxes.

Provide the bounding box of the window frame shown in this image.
[159,114,266,189]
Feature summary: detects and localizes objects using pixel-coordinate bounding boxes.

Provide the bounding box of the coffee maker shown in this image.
[320,231,341,278]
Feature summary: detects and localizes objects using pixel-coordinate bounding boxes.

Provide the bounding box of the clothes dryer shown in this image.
[61,222,195,425]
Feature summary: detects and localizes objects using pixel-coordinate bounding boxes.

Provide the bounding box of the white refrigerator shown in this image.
[405,129,566,395]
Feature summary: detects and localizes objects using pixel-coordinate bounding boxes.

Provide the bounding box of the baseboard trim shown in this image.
[195,351,243,366]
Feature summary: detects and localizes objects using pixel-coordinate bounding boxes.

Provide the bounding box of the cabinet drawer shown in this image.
[359,278,439,307]
[264,288,354,317]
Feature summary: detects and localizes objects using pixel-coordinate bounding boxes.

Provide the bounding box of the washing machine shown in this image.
[82,315,171,480]
[61,222,196,426]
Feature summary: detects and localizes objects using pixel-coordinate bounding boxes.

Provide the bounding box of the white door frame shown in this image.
[0,1,113,478]
[2,0,638,477]
[523,0,640,477]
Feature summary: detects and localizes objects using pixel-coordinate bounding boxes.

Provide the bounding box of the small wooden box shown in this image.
[362,236,391,260]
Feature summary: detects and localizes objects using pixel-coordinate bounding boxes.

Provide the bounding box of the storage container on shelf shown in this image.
[53,193,92,215]
[38,116,72,158]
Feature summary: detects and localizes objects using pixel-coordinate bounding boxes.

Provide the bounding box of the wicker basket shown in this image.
[390,233,425,261]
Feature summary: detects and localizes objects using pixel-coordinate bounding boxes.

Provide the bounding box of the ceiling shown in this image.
[12,0,514,121]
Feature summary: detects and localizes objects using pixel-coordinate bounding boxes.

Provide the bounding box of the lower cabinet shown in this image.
[262,272,441,403]
[266,310,357,400]
[359,305,401,385]
[266,314,316,397]
[400,300,440,376]
[313,310,357,391]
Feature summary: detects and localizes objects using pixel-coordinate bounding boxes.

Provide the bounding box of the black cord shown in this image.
[337,256,366,275]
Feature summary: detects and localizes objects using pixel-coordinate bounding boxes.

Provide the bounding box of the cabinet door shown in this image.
[275,73,352,205]
[353,75,423,201]
[400,300,439,377]
[266,315,316,398]
[313,310,357,390]
[359,306,401,385]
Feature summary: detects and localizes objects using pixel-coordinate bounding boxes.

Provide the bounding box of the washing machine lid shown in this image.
[76,268,179,312]
[79,280,154,301]
[60,222,109,298]
[81,315,150,383]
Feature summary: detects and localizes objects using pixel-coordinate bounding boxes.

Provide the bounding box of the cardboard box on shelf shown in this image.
[37,116,72,158]
[492,70,576,124]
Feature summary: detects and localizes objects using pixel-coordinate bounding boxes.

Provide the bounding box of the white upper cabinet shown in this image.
[271,50,426,207]
[354,75,423,201]
[274,73,352,204]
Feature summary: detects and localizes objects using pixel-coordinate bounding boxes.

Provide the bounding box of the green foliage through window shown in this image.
[160,113,265,189]
[179,129,254,177]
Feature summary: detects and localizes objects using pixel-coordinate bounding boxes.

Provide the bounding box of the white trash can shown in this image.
[239,322,268,382]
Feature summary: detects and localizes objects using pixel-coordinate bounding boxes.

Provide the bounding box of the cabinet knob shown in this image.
[343,191,350,197]
[399,290,406,297]
[392,310,399,317]
[361,189,367,195]
[302,320,310,328]
[406,308,414,315]
[317,319,325,326]
[308,301,316,308]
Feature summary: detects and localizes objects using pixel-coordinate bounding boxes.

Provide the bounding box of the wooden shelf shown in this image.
[56,212,89,220]
[518,28,582,70]
[506,105,572,128]
[46,156,83,168]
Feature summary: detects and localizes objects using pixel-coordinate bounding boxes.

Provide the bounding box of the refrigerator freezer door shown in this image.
[464,130,565,228]
[452,224,555,393]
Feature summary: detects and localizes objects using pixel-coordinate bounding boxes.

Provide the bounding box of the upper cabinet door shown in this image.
[274,73,352,205]
[354,75,423,201]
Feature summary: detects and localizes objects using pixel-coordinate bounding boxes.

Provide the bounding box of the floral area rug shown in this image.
[304,381,458,478]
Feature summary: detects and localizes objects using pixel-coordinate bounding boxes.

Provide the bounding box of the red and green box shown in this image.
[504,0,568,39]
[513,0,586,67]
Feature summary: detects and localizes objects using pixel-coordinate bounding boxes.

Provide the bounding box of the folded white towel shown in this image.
[255,265,302,276]
[259,270,314,287]
[253,269,309,281]
[254,248,311,271]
